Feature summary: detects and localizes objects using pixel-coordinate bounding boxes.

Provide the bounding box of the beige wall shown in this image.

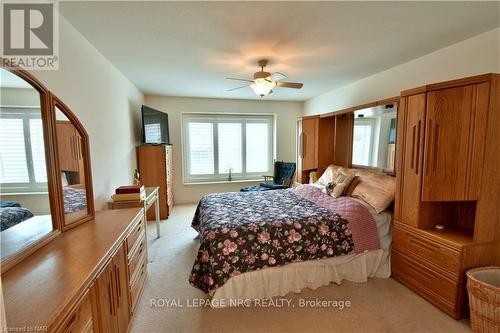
[143,95,302,204]
[304,27,500,116]
[28,15,144,209]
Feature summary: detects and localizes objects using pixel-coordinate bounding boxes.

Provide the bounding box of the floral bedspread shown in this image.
[63,186,87,214]
[0,207,34,231]
[189,186,358,293]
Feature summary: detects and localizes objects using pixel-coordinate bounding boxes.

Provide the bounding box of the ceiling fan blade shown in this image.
[226,77,254,83]
[276,81,303,89]
[268,72,287,81]
[228,84,250,92]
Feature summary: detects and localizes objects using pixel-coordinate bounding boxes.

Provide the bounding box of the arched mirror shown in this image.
[0,67,59,266]
[51,95,94,230]
[1,64,94,271]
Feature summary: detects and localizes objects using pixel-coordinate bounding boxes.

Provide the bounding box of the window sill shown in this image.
[183,179,263,186]
[1,191,49,195]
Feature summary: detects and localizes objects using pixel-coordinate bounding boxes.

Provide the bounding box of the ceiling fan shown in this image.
[227,59,303,97]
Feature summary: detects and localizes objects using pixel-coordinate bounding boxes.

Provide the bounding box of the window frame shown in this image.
[0,106,48,193]
[181,112,276,184]
[352,117,376,167]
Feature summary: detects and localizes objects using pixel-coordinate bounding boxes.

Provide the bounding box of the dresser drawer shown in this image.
[127,217,145,253]
[130,255,147,314]
[128,233,146,279]
[392,249,459,317]
[393,225,461,275]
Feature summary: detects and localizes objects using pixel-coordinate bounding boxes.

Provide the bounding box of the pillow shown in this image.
[61,172,69,187]
[315,165,341,187]
[345,175,360,197]
[351,170,396,213]
[322,168,355,198]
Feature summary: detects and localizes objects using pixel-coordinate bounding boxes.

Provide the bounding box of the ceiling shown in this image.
[60,1,499,101]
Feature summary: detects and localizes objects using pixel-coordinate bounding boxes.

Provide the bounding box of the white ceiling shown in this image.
[60,1,499,101]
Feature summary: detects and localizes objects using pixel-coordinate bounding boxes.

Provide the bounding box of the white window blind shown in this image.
[182,114,274,183]
[0,118,29,183]
[352,119,374,166]
[0,108,47,191]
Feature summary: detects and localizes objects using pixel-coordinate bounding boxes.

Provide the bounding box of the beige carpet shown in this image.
[130,204,471,333]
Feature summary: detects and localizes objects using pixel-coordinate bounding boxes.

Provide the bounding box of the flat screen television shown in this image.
[141,105,170,145]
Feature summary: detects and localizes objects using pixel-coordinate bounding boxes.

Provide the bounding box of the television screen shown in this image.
[141,105,170,144]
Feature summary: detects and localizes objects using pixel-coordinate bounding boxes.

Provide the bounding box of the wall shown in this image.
[29,15,144,209]
[143,95,302,204]
[304,27,500,116]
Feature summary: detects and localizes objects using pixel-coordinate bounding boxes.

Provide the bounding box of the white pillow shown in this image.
[315,165,341,187]
[61,172,68,187]
[321,169,356,198]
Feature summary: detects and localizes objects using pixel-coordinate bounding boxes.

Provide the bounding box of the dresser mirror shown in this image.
[0,64,94,271]
[52,95,94,229]
[352,103,398,173]
[0,67,57,264]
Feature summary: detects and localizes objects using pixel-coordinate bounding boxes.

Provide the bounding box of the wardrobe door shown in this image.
[93,260,118,333]
[397,93,426,227]
[422,84,484,201]
[300,117,318,171]
[112,244,130,333]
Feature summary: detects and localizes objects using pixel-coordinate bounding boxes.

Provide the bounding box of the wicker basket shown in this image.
[466,266,500,333]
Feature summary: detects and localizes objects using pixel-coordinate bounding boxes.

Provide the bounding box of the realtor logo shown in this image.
[1,1,59,69]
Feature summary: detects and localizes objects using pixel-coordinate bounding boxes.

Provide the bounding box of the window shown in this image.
[0,108,47,191]
[182,113,274,183]
[352,118,375,166]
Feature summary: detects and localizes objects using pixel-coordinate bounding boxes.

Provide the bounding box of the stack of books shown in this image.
[112,185,146,202]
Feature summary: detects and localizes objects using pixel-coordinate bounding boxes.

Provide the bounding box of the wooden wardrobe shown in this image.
[137,145,173,220]
[296,113,353,183]
[392,73,500,319]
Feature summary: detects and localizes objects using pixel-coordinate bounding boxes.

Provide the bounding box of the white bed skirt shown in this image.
[210,248,391,307]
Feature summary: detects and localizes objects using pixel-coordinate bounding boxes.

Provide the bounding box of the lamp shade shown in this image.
[250,79,275,97]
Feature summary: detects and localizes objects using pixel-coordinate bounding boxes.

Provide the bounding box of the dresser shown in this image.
[392,73,500,319]
[2,208,148,332]
[137,145,173,220]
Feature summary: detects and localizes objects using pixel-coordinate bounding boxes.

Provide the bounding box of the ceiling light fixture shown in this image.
[250,78,276,97]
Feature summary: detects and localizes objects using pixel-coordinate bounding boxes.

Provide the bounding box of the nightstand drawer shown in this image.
[392,249,459,316]
[393,225,461,275]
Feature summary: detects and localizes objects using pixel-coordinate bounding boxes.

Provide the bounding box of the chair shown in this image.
[240,161,296,192]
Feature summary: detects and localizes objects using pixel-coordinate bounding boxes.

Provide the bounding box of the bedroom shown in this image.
[1,1,499,333]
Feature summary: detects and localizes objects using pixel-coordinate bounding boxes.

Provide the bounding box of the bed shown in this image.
[189,166,395,305]
[63,186,87,214]
[0,201,34,232]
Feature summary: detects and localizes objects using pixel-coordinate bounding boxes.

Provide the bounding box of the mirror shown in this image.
[53,98,94,229]
[352,103,397,173]
[0,68,55,260]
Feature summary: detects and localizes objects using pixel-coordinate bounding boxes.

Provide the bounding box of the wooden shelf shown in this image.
[420,226,474,249]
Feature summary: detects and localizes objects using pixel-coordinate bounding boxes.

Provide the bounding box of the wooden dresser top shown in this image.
[2,208,144,330]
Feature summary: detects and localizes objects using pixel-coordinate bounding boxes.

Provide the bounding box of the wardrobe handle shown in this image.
[425,119,433,175]
[298,133,303,158]
[115,265,121,308]
[432,124,439,171]
[410,125,416,171]
[303,133,307,157]
[108,281,115,316]
[415,120,421,175]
